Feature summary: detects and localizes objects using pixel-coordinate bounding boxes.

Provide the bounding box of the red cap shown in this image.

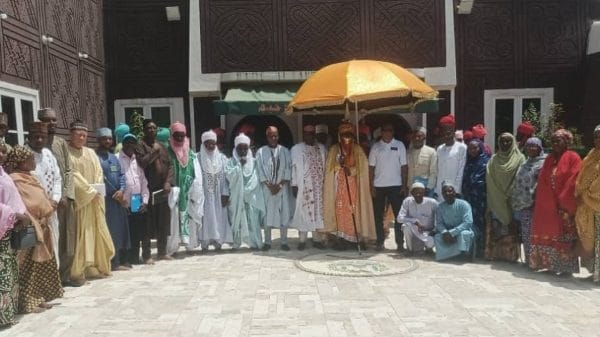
[463,130,474,142]
[472,124,487,139]
[238,124,255,135]
[517,122,535,136]
[438,114,455,126]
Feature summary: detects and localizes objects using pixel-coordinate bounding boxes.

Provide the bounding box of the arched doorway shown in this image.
[231,115,295,150]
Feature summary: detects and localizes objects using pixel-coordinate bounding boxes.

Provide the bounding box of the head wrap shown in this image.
[157,127,170,145]
[415,126,427,135]
[472,124,487,139]
[234,133,251,148]
[553,128,573,145]
[96,127,112,138]
[455,130,463,140]
[115,123,130,143]
[0,112,8,126]
[463,130,474,142]
[169,122,190,166]
[122,133,137,143]
[410,182,425,191]
[315,124,328,134]
[28,122,48,134]
[5,145,33,172]
[524,137,543,154]
[37,107,56,120]
[238,124,255,135]
[213,127,225,136]
[303,124,315,133]
[201,130,217,143]
[517,122,536,136]
[338,122,354,135]
[438,115,455,126]
[69,120,88,131]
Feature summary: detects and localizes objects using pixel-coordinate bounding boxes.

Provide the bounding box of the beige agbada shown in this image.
[68,145,115,280]
[323,143,376,242]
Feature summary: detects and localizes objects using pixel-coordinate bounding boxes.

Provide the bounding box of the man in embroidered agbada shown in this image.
[67,121,115,283]
[225,133,265,249]
[255,126,293,251]
[323,122,375,249]
[96,127,130,271]
[291,125,327,250]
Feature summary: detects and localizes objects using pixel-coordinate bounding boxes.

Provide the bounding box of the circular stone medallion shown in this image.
[295,252,418,277]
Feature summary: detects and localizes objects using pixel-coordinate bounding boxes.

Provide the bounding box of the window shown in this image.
[0,82,39,145]
[483,88,553,149]
[114,98,184,130]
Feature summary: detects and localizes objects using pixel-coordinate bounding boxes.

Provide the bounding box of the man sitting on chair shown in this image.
[434,181,474,261]
[398,182,437,254]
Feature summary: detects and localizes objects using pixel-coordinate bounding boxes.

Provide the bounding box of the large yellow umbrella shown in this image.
[285,59,438,114]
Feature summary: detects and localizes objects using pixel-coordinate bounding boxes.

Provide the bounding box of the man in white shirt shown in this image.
[434,115,467,201]
[368,124,408,251]
[398,182,437,254]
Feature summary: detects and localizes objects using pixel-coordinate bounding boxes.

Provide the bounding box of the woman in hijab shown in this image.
[530,129,582,275]
[575,125,600,282]
[462,139,490,258]
[6,145,63,313]
[512,137,546,264]
[485,133,525,262]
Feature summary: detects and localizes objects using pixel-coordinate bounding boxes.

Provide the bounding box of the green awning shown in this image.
[214,84,298,115]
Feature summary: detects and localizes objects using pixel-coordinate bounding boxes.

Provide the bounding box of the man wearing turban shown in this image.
[225,133,265,249]
[323,122,376,249]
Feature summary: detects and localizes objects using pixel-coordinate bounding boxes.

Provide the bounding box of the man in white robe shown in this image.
[291,125,327,250]
[434,115,467,201]
[27,121,62,265]
[198,130,233,250]
[225,133,265,250]
[398,182,437,253]
[255,126,293,251]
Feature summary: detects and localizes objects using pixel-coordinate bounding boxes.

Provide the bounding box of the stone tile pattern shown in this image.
[2,232,600,337]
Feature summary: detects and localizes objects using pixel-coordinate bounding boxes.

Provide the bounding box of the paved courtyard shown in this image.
[2,232,600,337]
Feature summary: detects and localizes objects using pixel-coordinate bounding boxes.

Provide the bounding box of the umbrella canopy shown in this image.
[286,59,438,114]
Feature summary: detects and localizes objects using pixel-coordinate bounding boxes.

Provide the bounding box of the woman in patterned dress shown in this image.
[6,145,63,313]
[0,143,29,326]
[512,137,545,264]
[575,125,600,282]
[529,130,582,275]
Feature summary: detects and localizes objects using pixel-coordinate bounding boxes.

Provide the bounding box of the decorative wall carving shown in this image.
[0,0,106,132]
[455,0,589,129]
[48,53,80,128]
[81,65,105,131]
[201,0,446,73]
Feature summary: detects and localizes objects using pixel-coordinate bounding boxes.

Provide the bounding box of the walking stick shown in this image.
[338,143,362,255]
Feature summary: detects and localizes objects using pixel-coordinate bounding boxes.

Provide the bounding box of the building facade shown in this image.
[0,0,105,144]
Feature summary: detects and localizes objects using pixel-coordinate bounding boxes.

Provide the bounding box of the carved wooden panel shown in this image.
[79,0,103,62]
[201,0,446,73]
[0,30,41,88]
[455,0,589,129]
[0,0,40,30]
[44,0,78,51]
[371,0,445,67]
[80,64,105,131]
[203,1,275,72]
[47,52,80,128]
[283,0,361,69]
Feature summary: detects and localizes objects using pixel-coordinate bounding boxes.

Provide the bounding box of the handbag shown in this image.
[10,225,38,250]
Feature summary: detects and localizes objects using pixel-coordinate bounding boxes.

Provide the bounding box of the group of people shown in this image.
[1,107,600,329]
